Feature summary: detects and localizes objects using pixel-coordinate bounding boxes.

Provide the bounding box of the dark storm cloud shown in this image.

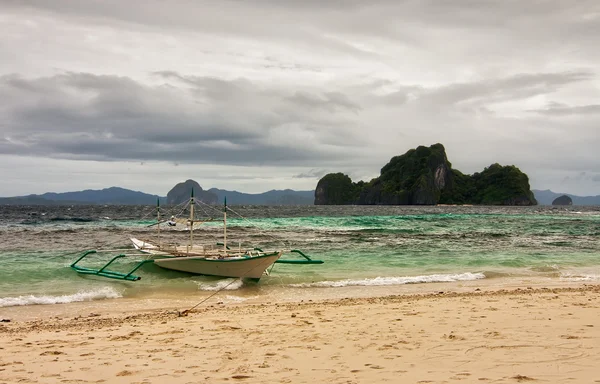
[0,72,366,165]
[2,68,596,172]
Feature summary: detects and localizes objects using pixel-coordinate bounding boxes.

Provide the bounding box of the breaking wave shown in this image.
[289,272,486,288]
[196,279,245,291]
[560,273,600,282]
[0,287,122,307]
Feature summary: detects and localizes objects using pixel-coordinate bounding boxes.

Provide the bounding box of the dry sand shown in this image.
[1,285,600,384]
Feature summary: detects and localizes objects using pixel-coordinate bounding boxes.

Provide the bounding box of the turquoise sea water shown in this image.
[0,204,599,309]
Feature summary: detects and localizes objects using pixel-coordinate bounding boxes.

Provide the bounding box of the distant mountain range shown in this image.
[0,186,315,206]
[532,189,600,206]
[1,187,598,206]
[208,188,313,205]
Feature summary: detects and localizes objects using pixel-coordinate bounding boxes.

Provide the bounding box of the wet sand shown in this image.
[1,284,600,383]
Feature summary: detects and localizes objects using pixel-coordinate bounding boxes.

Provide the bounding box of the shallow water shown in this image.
[1,204,599,310]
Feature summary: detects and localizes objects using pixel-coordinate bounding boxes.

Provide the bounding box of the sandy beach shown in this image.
[1,284,600,384]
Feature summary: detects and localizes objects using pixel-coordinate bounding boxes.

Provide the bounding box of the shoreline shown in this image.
[2,282,599,329]
[0,276,595,322]
[2,283,599,383]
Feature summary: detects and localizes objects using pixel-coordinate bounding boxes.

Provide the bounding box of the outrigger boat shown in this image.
[70,191,323,282]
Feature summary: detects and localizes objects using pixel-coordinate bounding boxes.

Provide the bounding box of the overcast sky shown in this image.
[1,0,599,197]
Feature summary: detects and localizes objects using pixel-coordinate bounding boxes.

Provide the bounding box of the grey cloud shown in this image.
[7,0,599,67]
[2,1,384,60]
[420,71,594,109]
[1,2,600,195]
[378,91,410,106]
[1,73,259,141]
[349,71,596,117]
[0,72,368,166]
[528,103,600,116]
[10,1,598,35]
[292,169,329,179]
[560,172,594,183]
[286,92,361,113]
[153,71,361,115]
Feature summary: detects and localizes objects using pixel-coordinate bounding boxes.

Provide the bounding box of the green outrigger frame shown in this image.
[70,250,155,281]
[70,248,323,281]
[70,247,323,281]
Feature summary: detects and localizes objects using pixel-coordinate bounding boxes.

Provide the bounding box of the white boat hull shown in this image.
[153,252,282,280]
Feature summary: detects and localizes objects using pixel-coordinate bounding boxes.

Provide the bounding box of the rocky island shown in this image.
[315,143,537,206]
[167,179,218,205]
[552,195,573,206]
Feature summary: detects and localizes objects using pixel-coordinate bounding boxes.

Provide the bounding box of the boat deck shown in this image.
[134,238,269,259]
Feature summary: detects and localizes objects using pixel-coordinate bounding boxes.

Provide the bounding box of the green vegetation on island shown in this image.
[315,143,537,206]
[552,195,573,206]
[312,173,359,205]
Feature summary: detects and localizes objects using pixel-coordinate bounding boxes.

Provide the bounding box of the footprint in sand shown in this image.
[116,370,136,376]
[560,335,580,339]
[1,361,23,367]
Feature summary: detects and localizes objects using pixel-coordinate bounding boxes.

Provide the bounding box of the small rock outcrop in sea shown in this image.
[552,195,573,206]
[314,143,537,206]
[314,173,356,205]
[167,180,218,205]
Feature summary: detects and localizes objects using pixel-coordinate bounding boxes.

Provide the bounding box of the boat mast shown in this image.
[156,198,161,247]
[189,189,194,249]
[223,197,227,252]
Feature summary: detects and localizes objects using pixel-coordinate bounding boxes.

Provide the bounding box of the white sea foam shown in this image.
[0,287,122,308]
[560,273,600,282]
[290,272,486,288]
[196,279,245,291]
[223,295,255,303]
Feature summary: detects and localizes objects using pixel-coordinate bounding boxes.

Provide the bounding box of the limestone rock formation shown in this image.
[358,143,453,205]
[314,143,537,206]
[443,163,537,206]
[167,179,218,205]
[314,173,356,205]
[552,195,573,206]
